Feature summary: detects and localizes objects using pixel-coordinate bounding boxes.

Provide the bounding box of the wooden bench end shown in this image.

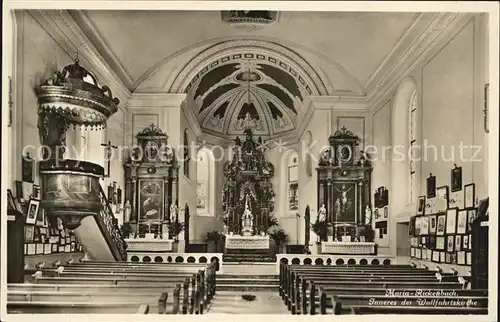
[137,304,149,314]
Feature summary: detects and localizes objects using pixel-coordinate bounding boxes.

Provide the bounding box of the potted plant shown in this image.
[311,219,328,243]
[362,224,375,242]
[269,228,289,254]
[119,222,132,239]
[267,213,279,231]
[205,230,224,253]
[168,221,184,241]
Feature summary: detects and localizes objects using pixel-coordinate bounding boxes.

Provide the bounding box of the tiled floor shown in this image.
[206,291,289,314]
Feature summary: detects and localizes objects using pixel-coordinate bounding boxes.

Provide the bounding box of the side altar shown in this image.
[221,129,276,258]
[316,127,376,255]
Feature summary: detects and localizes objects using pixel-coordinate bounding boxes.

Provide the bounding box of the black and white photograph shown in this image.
[1,1,497,320]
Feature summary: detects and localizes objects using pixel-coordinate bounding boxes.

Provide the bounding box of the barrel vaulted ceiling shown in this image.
[69,10,435,138]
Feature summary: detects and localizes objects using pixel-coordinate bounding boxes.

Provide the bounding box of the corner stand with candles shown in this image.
[317,127,376,255]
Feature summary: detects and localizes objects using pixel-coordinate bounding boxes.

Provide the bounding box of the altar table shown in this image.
[225,235,270,250]
[124,238,174,252]
[321,241,376,255]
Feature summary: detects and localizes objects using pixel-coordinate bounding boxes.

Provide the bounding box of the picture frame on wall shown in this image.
[467,209,476,232]
[383,207,388,218]
[15,180,24,199]
[410,247,415,257]
[439,251,445,262]
[462,235,469,249]
[457,251,466,265]
[432,250,440,262]
[32,184,41,200]
[409,217,416,236]
[36,208,45,226]
[455,235,461,251]
[436,236,445,250]
[22,152,35,183]
[25,199,40,225]
[436,186,449,212]
[415,216,422,236]
[446,235,454,252]
[416,196,426,215]
[450,165,462,192]
[7,189,16,211]
[426,174,436,198]
[421,216,429,235]
[464,183,475,209]
[429,215,437,235]
[466,252,472,265]
[445,208,457,234]
[457,210,467,234]
[445,252,452,264]
[436,214,446,236]
[24,225,35,242]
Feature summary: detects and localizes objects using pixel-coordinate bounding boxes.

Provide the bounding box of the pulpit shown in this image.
[317,127,375,254]
[221,129,275,259]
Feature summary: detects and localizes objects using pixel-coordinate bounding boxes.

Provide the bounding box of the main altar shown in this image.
[221,129,275,257]
[316,126,376,255]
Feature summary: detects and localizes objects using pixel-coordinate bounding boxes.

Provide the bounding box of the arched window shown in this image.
[196,148,215,216]
[183,130,190,178]
[287,152,299,211]
[408,90,418,203]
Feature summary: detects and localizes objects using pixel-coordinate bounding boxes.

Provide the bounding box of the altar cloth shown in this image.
[124,238,174,252]
[225,235,270,249]
[321,241,376,255]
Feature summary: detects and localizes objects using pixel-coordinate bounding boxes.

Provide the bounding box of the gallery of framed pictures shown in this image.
[409,166,480,266]
[7,180,83,257]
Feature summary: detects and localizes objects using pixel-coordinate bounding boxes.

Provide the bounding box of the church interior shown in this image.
[2,7,495,317]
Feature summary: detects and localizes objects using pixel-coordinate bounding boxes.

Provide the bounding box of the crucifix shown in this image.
[101,141,117,178]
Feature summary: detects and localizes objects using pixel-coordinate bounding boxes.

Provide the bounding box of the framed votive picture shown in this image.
[445,208,457,234]
[383,207,388,218]
[468,234,472,250]
[36,208,45,226]
[466,252,472,265]
[432,250,440,262]
[464,183,475,209]
[429,215,437,235]
[454,235,461,251]
[25,199,40,225]
[462,235,469,250]
[436,186,449,212]
[32,184,41,200]
[22,152,35,183]
[24,225,34,242]
[450,165,462,192]
[421,216,429,235]
[416,196,426,215]
[446,235,454,252]
[426,174,436,198]
[436,236,445,250]
[467,209,476,232]
[439,251,445,262]
[457,251,466,265]
[436,214,446,236]
[457,210,467,234]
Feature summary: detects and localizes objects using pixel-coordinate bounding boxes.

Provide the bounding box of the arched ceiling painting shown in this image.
[185,52,315,138]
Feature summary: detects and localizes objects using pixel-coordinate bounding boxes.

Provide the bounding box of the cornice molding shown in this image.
[364,12,435,92]
[367,12,475,109]
[29,9,131,110]
[70,10,134,89]
[308,95,370,111]
[127,93,187,108]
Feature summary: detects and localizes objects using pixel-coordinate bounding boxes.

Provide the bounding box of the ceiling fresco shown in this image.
[186,52,313,138]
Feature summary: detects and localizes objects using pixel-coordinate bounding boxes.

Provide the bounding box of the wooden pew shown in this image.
[8,283,182,314]
[7,301,151,314]
[279,263,478,315]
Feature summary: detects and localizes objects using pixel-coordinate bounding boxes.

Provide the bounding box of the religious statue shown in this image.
[318,204,327,222]
[124,200,132,222]
[241,196,254,236]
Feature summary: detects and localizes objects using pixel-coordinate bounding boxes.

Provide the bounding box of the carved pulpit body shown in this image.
[124,124,178,237]
[222,129,275,235]
[35,57,119,229]
[316,127,372,240]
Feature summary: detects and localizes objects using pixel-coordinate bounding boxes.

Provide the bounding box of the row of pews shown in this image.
[7,259,217,314]
[279,263,488,315]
